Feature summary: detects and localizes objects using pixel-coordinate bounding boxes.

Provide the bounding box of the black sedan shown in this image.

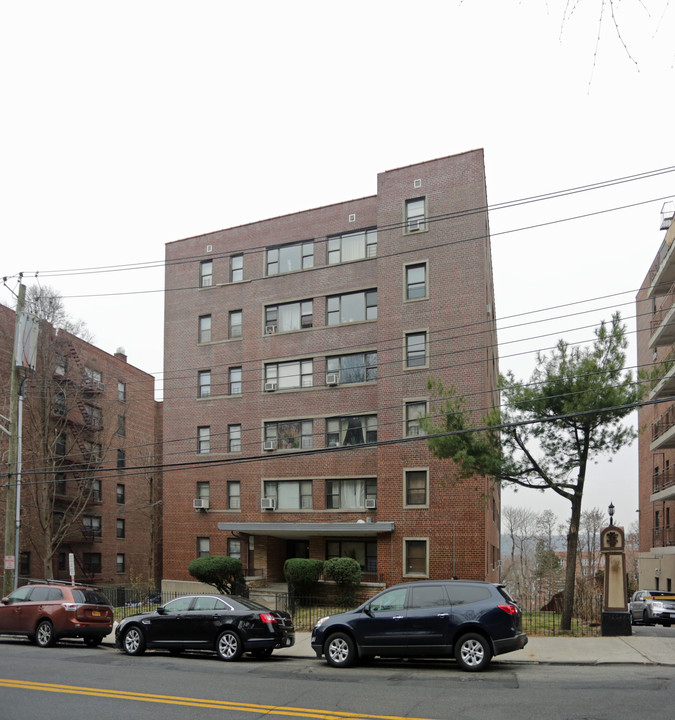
[311,580,527,671]
[115,594,294,661]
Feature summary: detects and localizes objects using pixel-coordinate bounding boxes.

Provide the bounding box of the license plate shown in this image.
[92,611,100,616]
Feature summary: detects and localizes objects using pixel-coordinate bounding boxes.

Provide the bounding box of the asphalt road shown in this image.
[0,636,673,720]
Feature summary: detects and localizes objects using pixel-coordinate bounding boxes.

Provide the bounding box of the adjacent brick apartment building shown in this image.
[162,150,501,586]
[636,201,675,589]
[0,302,163,587]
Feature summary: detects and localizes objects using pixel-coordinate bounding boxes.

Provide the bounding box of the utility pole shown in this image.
[3,283,26,596]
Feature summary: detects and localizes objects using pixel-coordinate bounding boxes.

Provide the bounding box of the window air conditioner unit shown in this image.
[326,373,339,386]
[263,440,278,451]
[264,381,277,392]
[265,324,278,335]
[193,498,209,510]
[261,497,276,510]
[365,498,377,510]
[408,219,423,232]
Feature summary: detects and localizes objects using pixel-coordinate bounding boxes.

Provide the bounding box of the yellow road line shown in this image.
[0,678,439,720]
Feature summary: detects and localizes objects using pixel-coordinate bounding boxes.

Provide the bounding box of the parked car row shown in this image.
[0,579,528,672]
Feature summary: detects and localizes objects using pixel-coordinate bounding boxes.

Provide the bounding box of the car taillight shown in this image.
[259,613,278,624]
[62,603,78,612]
[498,604,519,615]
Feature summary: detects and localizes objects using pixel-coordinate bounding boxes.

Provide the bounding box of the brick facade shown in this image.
[162,150,500,586]
[0,303,162,586]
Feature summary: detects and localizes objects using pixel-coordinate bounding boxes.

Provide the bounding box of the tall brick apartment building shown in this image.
[0,302,163,586]
[636,202,675,589]
[163,150,500,587]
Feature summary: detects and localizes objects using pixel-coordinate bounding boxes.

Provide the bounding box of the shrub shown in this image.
[188,555,244,595]
[284,558,324,596]
[324,557,361,605]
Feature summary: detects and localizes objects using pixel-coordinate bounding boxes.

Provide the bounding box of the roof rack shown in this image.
[24,578,102,589]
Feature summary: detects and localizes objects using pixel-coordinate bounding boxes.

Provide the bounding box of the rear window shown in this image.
[229,597,272,612]
[447,585,492,605]
[72,589,110,605]
[496,586,517,604]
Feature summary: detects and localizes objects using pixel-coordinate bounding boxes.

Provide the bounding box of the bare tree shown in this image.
[26,284,93,343]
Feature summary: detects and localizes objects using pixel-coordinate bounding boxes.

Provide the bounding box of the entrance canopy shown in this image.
[217,521,394,540]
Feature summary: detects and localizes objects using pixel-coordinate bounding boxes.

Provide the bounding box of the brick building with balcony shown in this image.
[0,303,163,586]
[162,150,501,588]
[636,200,675,589]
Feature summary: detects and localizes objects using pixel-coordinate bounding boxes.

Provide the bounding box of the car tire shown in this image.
[454,632,492,672]
[643,610,652,626]
[216,630,243,661]
[122,626,146,656]
[83,636,104,648]
[324,632,357,668]
[35,620,56,648]
[250,647,274,659]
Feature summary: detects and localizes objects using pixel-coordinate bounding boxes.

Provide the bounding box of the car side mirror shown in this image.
[363,605,374,617]
[156,606,166,615]
[0,597,9,605]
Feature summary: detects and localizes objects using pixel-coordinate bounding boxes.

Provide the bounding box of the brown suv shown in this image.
[0,581,113,647]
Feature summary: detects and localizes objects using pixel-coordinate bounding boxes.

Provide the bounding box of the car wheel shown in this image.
[643,610,653,626]
[324,632,357,668]
[122,626,146,656]
[83,636,103,648]
[216,630,243,661]
[454,633,491,672]
[35,620,56,648]
[250,647,274,659]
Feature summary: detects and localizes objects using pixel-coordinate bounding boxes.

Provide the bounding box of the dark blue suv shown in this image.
[311,580,527,671]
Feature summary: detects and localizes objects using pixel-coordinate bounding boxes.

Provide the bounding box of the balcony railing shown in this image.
[648,239,670,287]
[653,526,675,547]
[653,467,675,493]
[651,281,675,334]
[651,402,675,442]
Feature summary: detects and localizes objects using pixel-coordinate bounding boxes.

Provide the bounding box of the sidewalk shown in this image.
[271,631,675,666]
[104,629,675,666]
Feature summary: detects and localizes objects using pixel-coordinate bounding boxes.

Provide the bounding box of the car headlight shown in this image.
[314,616,330,629]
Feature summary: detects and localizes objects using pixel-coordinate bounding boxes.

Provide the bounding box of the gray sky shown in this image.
[2,0,674,527]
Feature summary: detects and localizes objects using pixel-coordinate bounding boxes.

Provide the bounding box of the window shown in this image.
[266,300,313,332]
[198,370,211,398]
[197,481,210,503]
[327,290,377,325]
[84,367,103,388]
[404,538,428,576]
[198,426,211,454]
[409,584,450,609]
[55,473,67,495]
[117,484,126,504]
[55,354,67,376]
[84,404,102,429]
[117,449,126,469]
[116,518,125,539]
[231,254,243,282]
[117,414,125,436]
[83,552,102,574]
[406,401,427,436]
[56,434,66,456]
[229,367,242,395]
[266,241,313,275]
[19,551,30,576]
[406,263,427,300]
[369,587,407,612]
[54,391,66,416]
[90,478,102,502]
[326,352,377,384]
[116,554,125,573]
[326,415,377,447]
[326,540,377,572]
[227,538,241,559]
[327,228,377,263]
[199,315,212,343]
[228,481,241,509]
[198,537,210,558]
[406,197,426,232]
[229,310,242,338]
[405,469,428,506]
[228,424,241,453]
[326,478,376,509]
[200,260,213,288]
[264,480,313,510]
[265,420,313,450]
[85,441,102,463]
[118,381,126,402]
[82,516,102,539]
[265,360,313,390]
[406,332,427,368]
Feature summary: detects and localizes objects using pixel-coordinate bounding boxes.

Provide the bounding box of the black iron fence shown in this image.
[99,584,605,637]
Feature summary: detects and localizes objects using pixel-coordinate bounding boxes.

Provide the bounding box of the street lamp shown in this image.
[608,502,615,526]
